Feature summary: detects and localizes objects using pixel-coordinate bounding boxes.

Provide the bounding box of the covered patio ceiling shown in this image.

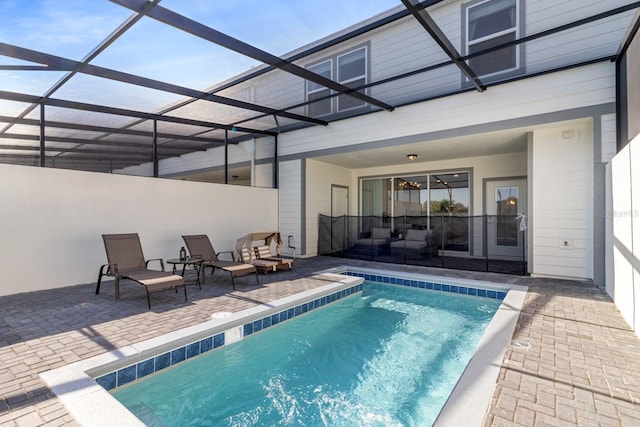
[0,0,638,175]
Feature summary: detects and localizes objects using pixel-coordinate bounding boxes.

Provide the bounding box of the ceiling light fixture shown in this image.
[407,154,418,160]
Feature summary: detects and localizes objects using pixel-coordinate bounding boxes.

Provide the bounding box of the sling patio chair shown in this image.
[96,233,187,309]
[182,234,259,290]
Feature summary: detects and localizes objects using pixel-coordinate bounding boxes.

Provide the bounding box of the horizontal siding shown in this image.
[153,0,633,132]
[531,124,594,279]
[526,0,636,33]
[278,160,303,257]
[601,113,617,163]
[280,62,614,157]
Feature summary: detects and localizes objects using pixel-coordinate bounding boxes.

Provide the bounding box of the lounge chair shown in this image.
[238,246,279,275]
[96,233,187,309]
[235,233,280,274]
[254,245,293,271]
[182,234,259,289]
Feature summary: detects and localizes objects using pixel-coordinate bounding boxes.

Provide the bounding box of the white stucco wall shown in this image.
[607,133,640,336]
[0,163,278,296]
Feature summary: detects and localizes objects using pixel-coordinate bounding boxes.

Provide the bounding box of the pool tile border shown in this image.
[342,271,507,300]
[95,282,363,391]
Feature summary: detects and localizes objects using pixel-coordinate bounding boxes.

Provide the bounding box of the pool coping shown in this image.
[40,267,527,426]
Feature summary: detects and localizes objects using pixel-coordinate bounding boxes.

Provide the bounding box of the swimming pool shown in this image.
[40,267,527,426]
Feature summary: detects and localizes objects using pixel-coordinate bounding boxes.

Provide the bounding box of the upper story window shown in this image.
[465,0,520,78]
[337,47,367,111]
[307,60,332,117]
[306,45,368,117]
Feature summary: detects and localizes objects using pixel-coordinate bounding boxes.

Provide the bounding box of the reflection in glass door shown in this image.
[430,173,470,252]
[360,172,470,252]
[496,186,518,246]
[486,179,527,260]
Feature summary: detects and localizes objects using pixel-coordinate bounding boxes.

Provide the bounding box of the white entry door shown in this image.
[485,179,527,260]
[331,185,349,252]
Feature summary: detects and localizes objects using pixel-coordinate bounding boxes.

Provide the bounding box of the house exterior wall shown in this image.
[304,159,354,256]
[607,133,640,337]
[277,61,614,158]
[110,1,623,284]
[601,113,617,163]
[530,122,594,279]
[278,159,304,257]
[199,0,633,118]
[0,163,278,296]
[275,61,612,281]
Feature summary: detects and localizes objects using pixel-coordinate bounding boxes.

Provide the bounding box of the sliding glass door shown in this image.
[429,173,470,252]
[361,171,470,251]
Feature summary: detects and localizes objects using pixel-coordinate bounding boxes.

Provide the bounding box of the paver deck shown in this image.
[1,256,638,426]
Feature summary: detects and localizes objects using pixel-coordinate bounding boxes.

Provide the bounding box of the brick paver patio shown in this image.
[1,256,638,426]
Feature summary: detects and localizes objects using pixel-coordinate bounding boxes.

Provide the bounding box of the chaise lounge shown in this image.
[236,244,279,275]
[182,234,259,289]
[254,245,294,271]
[96,233,187,309]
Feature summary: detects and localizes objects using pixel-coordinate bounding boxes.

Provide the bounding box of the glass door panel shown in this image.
[495,186,518,247]
[430,173,470,252]
[394,175,427,234]
[485,179,527,260]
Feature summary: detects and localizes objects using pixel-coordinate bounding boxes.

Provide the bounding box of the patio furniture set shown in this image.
[352,226,438,259]
[96,232,294,309]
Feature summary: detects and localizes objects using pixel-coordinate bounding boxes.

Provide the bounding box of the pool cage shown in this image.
[318,214,527,275]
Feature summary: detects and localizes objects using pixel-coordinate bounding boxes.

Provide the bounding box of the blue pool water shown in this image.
[112,282,501,426]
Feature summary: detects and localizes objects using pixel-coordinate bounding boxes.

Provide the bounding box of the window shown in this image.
[465,0,519,77]
[337,47,367,111]
[306,60,332,117]
[306,45,368,117]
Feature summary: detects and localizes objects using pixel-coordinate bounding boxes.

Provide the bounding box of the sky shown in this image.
[0,0,401,106]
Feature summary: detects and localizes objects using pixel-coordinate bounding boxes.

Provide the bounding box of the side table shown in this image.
[167,257,204,289]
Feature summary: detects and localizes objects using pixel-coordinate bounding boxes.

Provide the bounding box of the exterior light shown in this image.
[407,154,418,160]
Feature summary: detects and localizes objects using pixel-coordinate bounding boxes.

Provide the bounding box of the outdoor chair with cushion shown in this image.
[353,227,392,256]
[254,245,294,271]
[390,228,437,259]
[182,234,259,290]
[96,233,187,309]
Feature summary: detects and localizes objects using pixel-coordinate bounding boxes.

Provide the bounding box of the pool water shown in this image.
[113,282,501,426]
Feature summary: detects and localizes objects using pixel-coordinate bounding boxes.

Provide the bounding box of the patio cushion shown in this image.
[406,229,430,241]
[371,227,391,239]
[390,240,427,250]
[355,238,389,246]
